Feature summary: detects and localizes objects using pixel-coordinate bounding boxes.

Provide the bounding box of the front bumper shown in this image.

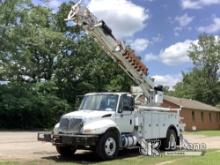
[38,132,98,146]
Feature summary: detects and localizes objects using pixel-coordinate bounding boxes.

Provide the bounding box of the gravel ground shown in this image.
[0,132,57,160]
[183,134,220,149]
[0,132,220,161]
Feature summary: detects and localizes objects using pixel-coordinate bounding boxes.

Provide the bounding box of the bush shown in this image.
[0,83,71,129]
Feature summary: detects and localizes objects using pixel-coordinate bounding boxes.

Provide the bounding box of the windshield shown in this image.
[79,94,119,111]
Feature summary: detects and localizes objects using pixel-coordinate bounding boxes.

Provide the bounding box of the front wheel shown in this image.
[96,131,119,160]
[56,146,76,157]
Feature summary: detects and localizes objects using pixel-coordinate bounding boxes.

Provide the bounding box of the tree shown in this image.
[55,35,133,105]
[173,34,220,105]
[0,0,70,83]
[0,1,73,129]
[54,3,133,105]
[0,82,71,129]
[0,1,134,129]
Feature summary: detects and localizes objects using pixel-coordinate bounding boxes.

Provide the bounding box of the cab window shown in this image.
[120,94,133,111]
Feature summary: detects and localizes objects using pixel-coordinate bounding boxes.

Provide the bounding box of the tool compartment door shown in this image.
[151,112,160,139]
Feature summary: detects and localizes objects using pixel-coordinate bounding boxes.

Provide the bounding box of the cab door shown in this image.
[115,94,135,133]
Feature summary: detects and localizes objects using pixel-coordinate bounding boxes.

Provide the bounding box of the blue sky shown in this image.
[35,0,220,88]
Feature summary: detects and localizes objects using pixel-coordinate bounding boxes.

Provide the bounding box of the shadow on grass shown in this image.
[41,149,141,164]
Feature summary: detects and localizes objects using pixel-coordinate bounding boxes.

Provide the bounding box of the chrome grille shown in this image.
[59,117,83,133]
[60,118,69,130]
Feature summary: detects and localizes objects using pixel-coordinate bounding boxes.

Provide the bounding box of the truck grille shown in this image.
[59,117,83,134]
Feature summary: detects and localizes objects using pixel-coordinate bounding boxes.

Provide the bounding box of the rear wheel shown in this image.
[96,130,119,160]
[56,146,76,157]
[162,129,177,151]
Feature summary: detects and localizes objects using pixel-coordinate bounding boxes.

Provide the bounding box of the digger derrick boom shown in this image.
[66,3,163,105]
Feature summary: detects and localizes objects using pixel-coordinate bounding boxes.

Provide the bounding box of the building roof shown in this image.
[164,95,220,112]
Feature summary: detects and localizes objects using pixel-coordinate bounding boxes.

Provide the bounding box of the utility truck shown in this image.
[38,2,184,160]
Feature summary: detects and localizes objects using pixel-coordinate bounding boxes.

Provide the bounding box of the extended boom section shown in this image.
[66,3,163,105]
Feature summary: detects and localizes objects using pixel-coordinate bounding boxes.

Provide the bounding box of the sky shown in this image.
[35,0,220,89]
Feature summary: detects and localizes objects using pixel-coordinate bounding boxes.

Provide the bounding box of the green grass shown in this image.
[168,150,220,165]
[0,150,220,165]
[184,130,220,137]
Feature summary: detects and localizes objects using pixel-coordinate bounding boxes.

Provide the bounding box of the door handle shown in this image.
[130,119,132,125]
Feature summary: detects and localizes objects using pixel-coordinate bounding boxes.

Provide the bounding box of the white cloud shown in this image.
[174,27,182,31]
[88,0,149,38]
[144,39,197,65]
[130,38,149,52]
[152,34,163,43]
[181,0,220,9]
[160,36,218,65]
[159,40,196,65]
[174,31,180,36]
[171,14,193,36]
[175,13,194,27]
[144,53,158,62]
[198,17,220,33]
[0,81,8,85]
[42,0,61,9]
[152,74,182,89]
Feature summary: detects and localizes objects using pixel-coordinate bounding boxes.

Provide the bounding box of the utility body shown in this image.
[38,2,184,160]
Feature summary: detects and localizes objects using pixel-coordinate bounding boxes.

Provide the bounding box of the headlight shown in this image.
[53,123,60,135]
[81,126,100,134]
[82,128,93,134]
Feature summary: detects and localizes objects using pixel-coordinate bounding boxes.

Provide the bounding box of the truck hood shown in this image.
[62,110,114,121]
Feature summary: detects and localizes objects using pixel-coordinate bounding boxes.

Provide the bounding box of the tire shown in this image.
[56,146,76,157]
[162,129,177,151]
[96,130,119,160]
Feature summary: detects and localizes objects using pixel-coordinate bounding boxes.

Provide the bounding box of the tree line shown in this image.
[0,0,132,129]
[167,35,220,106]
[0,0,219,129]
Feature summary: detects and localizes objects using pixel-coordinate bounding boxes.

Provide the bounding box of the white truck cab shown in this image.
[38,92,183,160]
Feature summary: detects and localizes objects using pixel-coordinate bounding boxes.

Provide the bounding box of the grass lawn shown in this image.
[0,150,219,165]
[184,130,220,137]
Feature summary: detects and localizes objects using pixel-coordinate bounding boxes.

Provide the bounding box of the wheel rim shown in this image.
[104,137,116,156]
[169,134,176,148]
